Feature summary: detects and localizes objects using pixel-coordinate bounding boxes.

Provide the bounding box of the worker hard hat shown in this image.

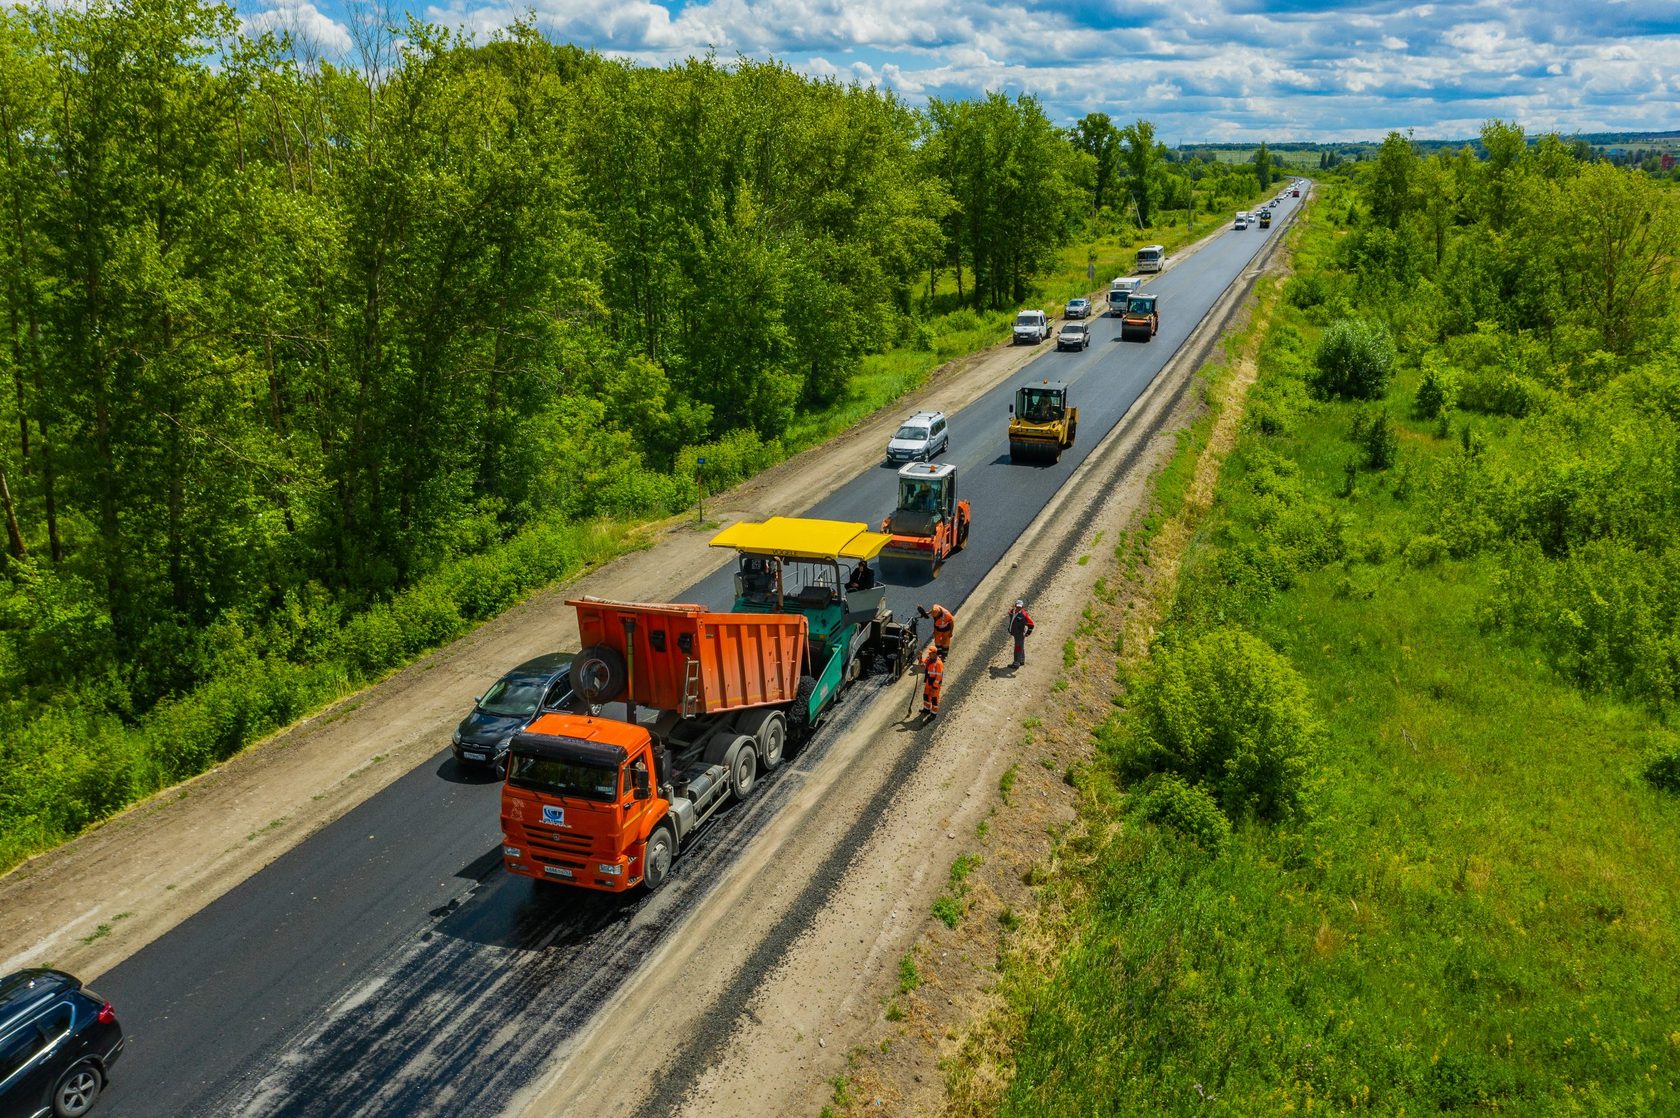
[1014,599,1024,608]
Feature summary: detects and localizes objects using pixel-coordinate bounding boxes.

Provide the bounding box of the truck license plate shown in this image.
[543,865,573,878]
[542,805,565,826]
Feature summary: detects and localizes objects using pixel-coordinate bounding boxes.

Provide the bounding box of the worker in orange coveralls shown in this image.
[918,603,955,656]
[919,642,945,718]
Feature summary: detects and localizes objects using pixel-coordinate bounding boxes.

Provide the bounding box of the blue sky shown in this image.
[240,0,1680,142]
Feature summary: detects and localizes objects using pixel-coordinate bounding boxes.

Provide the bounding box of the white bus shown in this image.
[1135,244,1165,274]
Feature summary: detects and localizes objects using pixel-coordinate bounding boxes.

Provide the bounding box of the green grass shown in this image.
[983,183,1680,1115]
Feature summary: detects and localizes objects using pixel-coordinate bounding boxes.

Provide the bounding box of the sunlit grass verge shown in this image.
[963,182,1680,1115]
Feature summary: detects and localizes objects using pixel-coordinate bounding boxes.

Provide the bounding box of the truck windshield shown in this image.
[508,754,619,802]
[479,678,548,717]
[1014,314,1037,327]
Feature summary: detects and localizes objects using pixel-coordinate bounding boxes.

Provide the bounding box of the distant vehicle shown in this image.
[1135,244,1165,274]
[0,969,123,1118]
[1259,212,1272,228]
[1064,297,1091,319]
[452,654,574,771]
[1121,293,1160,342]
[1234,215,1250,230]
[1292,186,1301,197]
[885,410,949,463]
[1108,277,1141,315]
[1056,323,1091,351]
[1012,310,1051,345]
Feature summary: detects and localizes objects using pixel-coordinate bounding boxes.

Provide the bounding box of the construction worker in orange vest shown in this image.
[918,603,955,656]
[919,641,945,718]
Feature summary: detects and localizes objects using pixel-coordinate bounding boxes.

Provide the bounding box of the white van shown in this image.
[1012,309,1050,344]
[1135,244,1165,274]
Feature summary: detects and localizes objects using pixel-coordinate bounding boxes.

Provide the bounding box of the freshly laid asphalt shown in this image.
[92,191,1304,1118]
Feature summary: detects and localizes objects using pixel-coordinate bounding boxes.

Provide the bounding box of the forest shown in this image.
[0,0,1277,865]
[978,126,1680,1113]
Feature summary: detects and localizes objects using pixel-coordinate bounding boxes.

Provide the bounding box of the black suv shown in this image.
[451,652,575,772]
[0,970,123,1118]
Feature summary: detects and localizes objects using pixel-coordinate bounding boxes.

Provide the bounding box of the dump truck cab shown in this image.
[1008,381,1079,463]
[881,462,972,576]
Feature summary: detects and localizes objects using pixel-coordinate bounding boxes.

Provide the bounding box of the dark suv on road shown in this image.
[0,969,123,1118]
[452,652,575,772]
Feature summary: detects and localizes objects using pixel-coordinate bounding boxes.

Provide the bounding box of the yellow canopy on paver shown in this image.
[709,517,891,563]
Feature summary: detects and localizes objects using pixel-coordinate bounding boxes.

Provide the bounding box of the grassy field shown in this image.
[976,185,1680,1115]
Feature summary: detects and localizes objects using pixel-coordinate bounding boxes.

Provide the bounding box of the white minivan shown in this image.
[1012,310,1051,344]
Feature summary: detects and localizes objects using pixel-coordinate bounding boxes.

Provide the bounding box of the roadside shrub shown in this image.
[1310,318,1395,400]
[1285,274,1328,309]
[1414,357,1459,419]
[1403,533,1450,568]
[1119,627,1322,820]
[1349,408,1400,470]
[1644,739,1680,794]
[1245,399,1290,436]
[1128,772,1232,849]
[1459,369,1546,418]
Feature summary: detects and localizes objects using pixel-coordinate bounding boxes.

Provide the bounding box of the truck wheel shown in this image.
[572,644,627,704]
[642,823,676,892]
[739,708,786,770]
[729,737,759,799]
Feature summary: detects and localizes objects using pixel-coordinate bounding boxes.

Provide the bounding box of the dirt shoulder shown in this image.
[0,233,1225,982]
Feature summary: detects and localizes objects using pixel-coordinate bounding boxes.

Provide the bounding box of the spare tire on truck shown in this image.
[571,644,627,704]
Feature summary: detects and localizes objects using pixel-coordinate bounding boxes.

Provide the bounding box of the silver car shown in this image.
[886,410,950,463]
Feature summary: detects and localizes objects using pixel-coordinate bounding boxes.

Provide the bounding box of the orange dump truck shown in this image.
[500,597,812,893]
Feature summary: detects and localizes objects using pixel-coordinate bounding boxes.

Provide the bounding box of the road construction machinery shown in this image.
[1120,293,1160,342]
[1008,380,1078,463]
[881,462,971,577]
[501,519,918,894]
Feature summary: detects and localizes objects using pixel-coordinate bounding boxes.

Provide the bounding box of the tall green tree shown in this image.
[1119,119,1164,227]
[1072,112,1121,212]
[1368,131,1416,230]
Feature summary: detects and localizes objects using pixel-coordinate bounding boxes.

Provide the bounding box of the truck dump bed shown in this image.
[570,597,807,716]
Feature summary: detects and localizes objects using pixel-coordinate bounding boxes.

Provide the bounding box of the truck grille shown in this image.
[522,825,596,868]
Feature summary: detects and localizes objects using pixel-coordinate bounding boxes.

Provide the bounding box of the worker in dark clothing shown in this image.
[847,559,876,591]
[918,603,954,656]
[1006,599,1034,668]
[919,642,944,717]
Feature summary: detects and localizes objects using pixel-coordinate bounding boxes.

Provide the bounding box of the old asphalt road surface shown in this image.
[84,191,1306,1118]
